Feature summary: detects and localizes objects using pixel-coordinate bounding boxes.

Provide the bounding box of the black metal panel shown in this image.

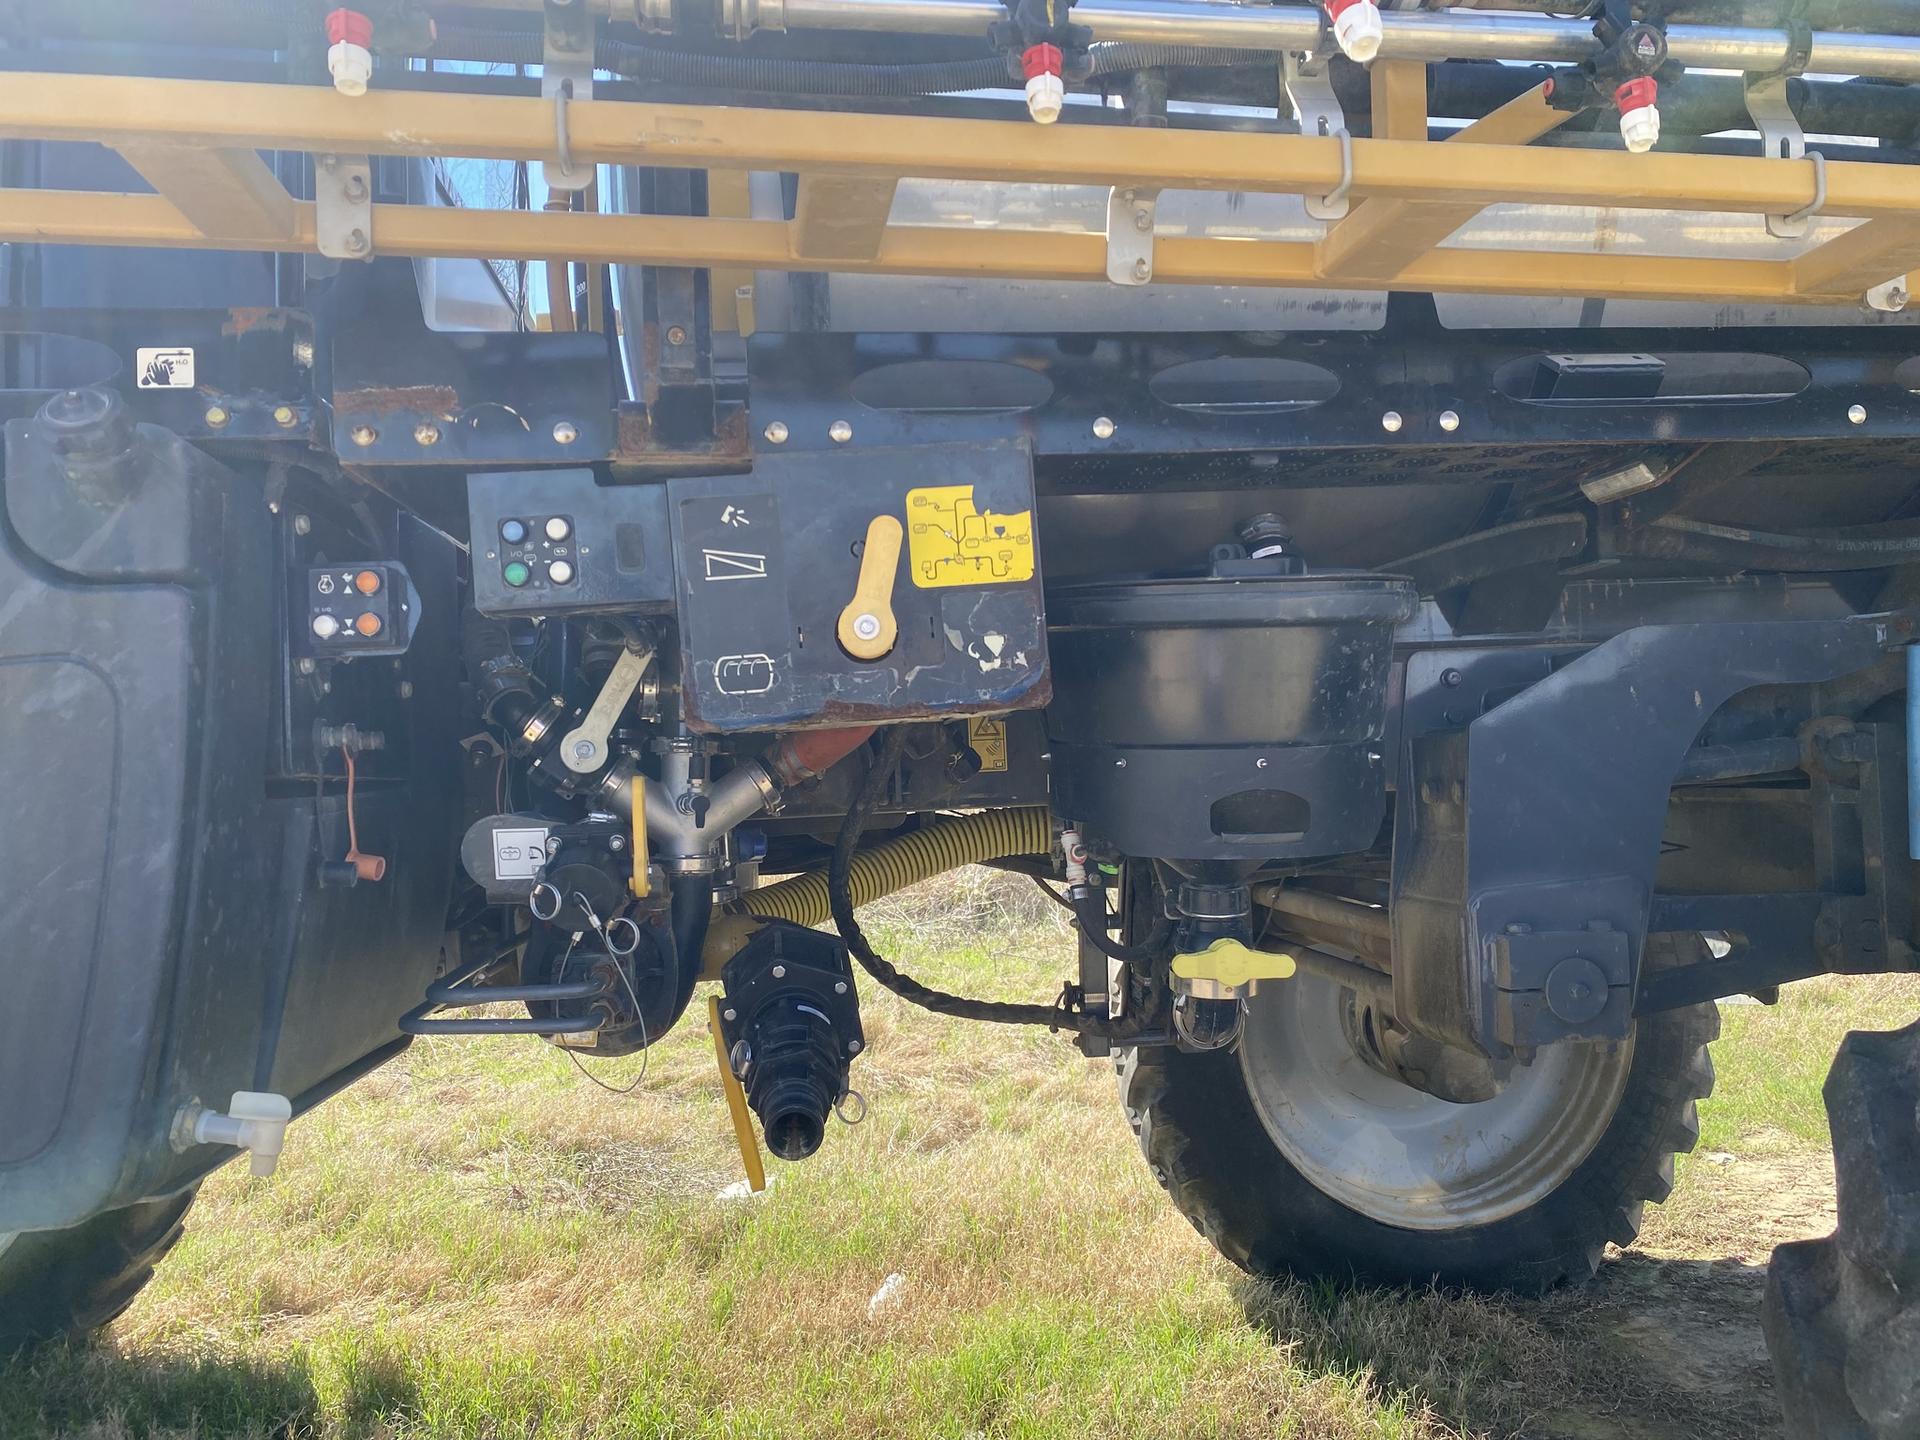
[0,306,316,442]
[746,321,1920,474]
[467,468,677,616]
[667,440,1049,732]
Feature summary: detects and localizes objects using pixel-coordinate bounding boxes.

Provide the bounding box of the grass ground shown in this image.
[3,870,1916,1440]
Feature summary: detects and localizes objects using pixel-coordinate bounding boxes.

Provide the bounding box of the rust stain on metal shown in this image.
[337,384,460,418]
[221,307,293,338]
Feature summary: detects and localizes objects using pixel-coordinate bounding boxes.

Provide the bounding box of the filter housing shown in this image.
[1045,554,1416,863]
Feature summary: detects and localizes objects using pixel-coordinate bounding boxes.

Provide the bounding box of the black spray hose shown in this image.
[828,731,1160,1039]
[1072,887,1174,965]
[668,874,714,1019]
[432,30,1278,98]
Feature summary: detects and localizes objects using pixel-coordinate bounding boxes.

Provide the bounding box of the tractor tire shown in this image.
[0,1187,197,1354]
[1119,934,1718,1293]
[1763,1018,1920,1440]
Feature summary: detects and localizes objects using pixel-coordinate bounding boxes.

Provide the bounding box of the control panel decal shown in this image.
[905,484,1035,589]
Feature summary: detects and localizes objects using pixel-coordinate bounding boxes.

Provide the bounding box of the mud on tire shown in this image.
[0,1188,197,1354]
[1763,1018,1920,1440]
[1118,934,1719,1294]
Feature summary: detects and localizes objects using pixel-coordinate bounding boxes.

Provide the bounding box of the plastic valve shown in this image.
[326,8,374,97]
[1614,77,1660,154]
[1326,0,1384,64]
[187,1091,293,1177]
[1021,43,1065,124]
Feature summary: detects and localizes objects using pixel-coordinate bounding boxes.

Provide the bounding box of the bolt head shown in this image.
[772,964,787,979]
[847,1039,862,1054]
[1132,256,1151,279]
[764,420,790,445]
[397,680,414,699]
[552,421,580,446]
[413,422,441,447]
[723,1007,737,1022]
[1438,410,1461,433]
[1255,757,1269,769]
[296,657,317,676]
[343,175,369,203]
[609,834,626,851]
[1849,403,1868,425]
[1133,209,1152,232]
[834,981,848,995]
[1092,416,1116,439]
[349,424,378,447]
[1442,667,1464,688]
[666,325,688,346]
[204,405,231,429]
[345,228,369,255]
[292,514,312,536]
[829,419,853,443]
[273,405,298,428]
[1381,410,1404,433]
[572,739,598,761]
[852,613,881,641]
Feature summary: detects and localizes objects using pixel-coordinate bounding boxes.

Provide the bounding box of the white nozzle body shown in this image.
[191,1091,293,1177]
[1024,71,1064,125]
[328,40,372,97]
[1330,1,1383,64]
[1618,103,1660,154]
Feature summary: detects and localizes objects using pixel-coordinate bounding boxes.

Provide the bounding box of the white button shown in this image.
[548,560,575,585]
[544,516,571,542]
[311,614,340,639]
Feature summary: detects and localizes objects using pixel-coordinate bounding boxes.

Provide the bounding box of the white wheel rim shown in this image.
[1238,970,1634,1230]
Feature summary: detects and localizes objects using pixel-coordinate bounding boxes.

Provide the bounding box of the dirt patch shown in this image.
[1525,1150,1839,1440]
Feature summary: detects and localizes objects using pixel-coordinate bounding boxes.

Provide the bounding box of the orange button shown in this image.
[353,569,382,595]
[354,612,383,637]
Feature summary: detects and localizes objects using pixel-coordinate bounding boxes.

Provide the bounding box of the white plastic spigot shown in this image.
[1024,70,1065,125]
[1615,78,1659,155]
[325,9,374,97]
[1326,0,1383,64]
[328,41,373,97]
[1020,44,1065,124]
[189,1091,293,1177]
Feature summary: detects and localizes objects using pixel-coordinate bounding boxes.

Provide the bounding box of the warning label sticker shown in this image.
[966,714,1009,772]
[905,485,1035,589]
[493,827,549,881]
[136,346,195,389]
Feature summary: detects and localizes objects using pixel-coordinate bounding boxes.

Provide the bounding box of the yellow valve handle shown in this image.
[628,773,649,899]
[837,513,904,661]
[710,995,766,1193]
[1170,939,1298,989]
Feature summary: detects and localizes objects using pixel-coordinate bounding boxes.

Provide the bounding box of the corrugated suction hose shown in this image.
[727,807,1051,928]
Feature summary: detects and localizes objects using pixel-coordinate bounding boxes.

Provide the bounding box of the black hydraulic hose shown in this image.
[668,873,713,1019]
[827,731,1159,1038]
[1072,887,1174,965]
[432,29,1278,98]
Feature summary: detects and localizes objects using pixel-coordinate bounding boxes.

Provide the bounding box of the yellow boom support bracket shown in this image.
[0,70,1914,305]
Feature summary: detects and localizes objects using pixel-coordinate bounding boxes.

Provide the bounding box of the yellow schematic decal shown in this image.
[905,485,1035,589]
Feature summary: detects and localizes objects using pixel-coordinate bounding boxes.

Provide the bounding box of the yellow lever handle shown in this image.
[838,514,904,661]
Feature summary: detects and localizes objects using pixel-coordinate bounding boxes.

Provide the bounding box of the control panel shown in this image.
[298,560,417,658]
[668,439,1049,732]
[467,469,674,616]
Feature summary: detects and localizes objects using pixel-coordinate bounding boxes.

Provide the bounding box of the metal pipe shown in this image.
[723,0,1920,84]
[1283,944,1396,1008]
[1253,883,1392,944]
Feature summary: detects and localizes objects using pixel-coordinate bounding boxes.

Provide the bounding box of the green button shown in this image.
[503,560,531,588]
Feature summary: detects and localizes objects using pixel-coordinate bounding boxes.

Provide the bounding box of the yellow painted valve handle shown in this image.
[837,514,904,661]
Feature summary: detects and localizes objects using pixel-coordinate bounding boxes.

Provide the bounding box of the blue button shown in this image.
[500,518,527,544]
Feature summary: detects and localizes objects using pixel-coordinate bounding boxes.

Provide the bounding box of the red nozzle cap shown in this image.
[326,8,373,47]
[1021,42,1063,80]
[1324,0,1366,17]
[1613,76,1657,112]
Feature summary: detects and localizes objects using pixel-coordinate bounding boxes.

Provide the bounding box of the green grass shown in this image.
[2,879,1915,1440]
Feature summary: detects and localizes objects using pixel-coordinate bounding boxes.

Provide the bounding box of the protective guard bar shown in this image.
[3,69,1920,306]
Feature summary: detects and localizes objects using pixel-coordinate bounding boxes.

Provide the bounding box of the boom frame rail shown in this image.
[4,66,1920,308]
